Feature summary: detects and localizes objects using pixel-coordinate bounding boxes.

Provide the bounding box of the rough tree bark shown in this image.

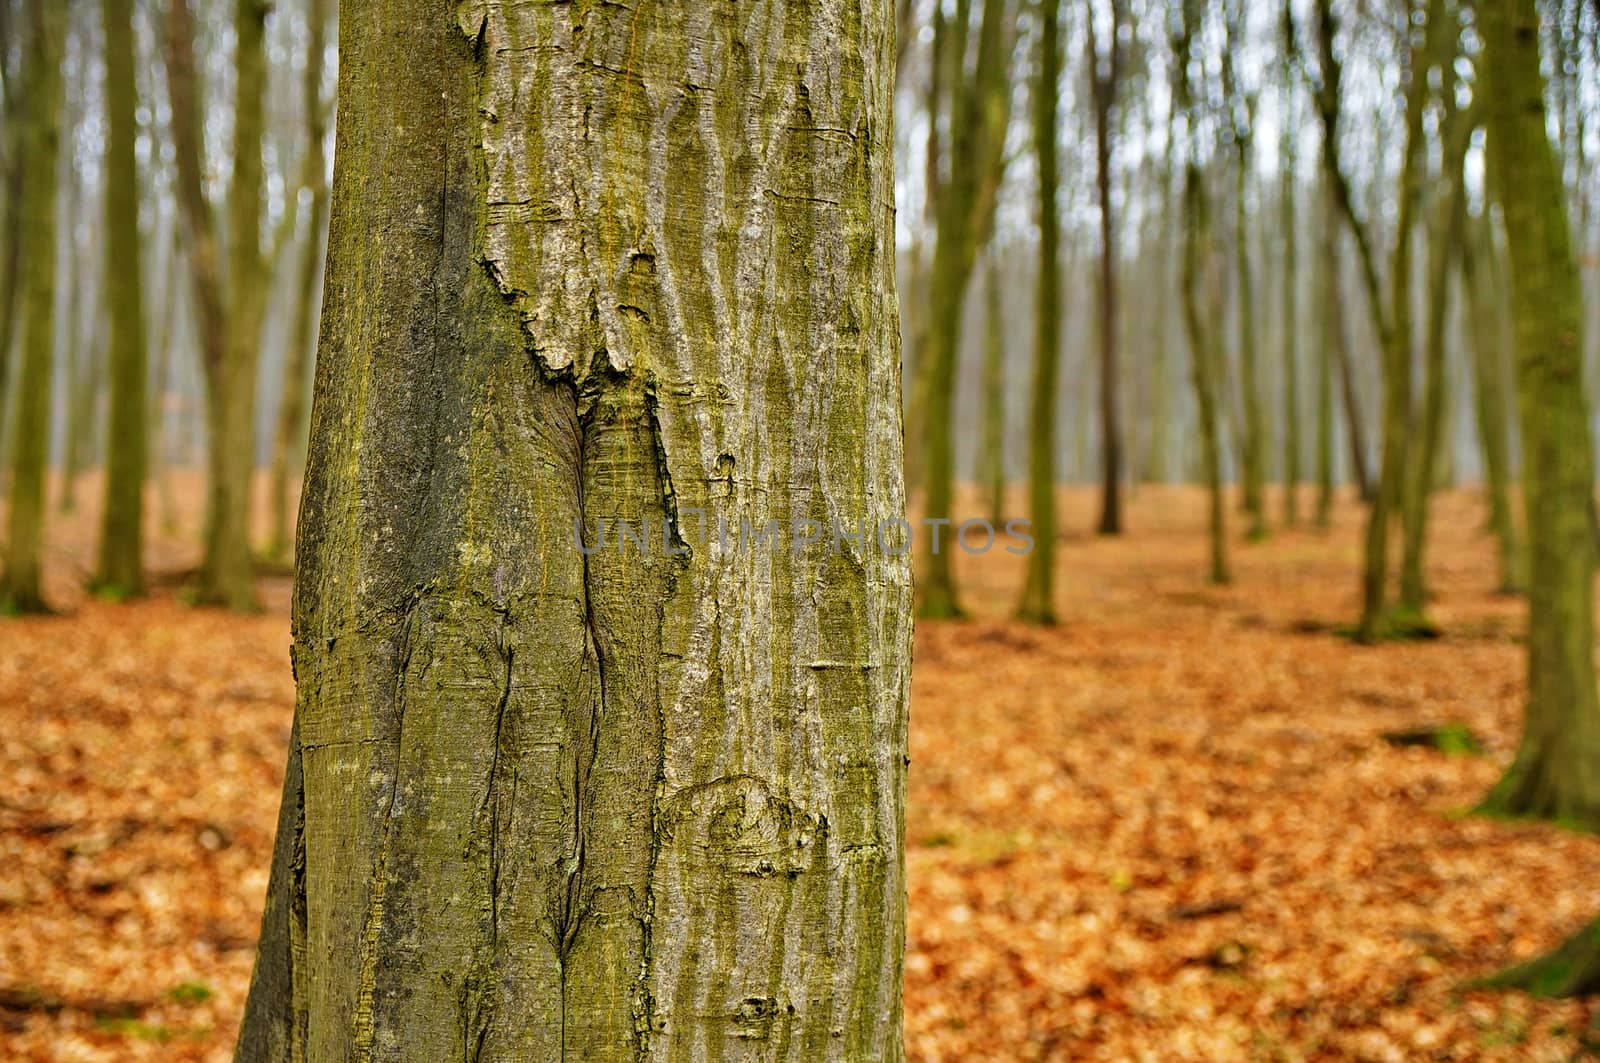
[94,0,149,598]
[1476,0,1600,832]
[234,3,909,1060]
[0,0,65,615]
[1019,0,1063,623]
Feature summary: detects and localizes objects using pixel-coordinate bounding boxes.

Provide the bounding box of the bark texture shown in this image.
[1477,0,1600,829]
[0,0,65,615]
[235,3,908,1061]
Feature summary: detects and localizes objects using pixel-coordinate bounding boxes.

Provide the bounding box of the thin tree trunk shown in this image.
[1176,0,1229,585]
[1144,162,1173,485]
[1476,0,1600,831]
[1314,0,1434,641]
[903,2,946,502]
[1330,258,1372,503]
[0,0,65,615]
[1089,0,1123,536]
[1461,208,1522,593]
[1398,83,1470,618]
[234,4,908,1058]
[0,62,22,451]
[164,0,268,611]
[1315,168,1339,527]
[918,0,1013,618]
[979,250,1006,530]
[94,0,150,597]
[149,239,180,538]
[1019,0,1063,623]
[266,0,331,564]
[58,137,93,518]
[1222,4,1264,540]
[1280,0,1301,526]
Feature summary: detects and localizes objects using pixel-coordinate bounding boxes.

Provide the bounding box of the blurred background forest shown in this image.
[4,0,1600,1059]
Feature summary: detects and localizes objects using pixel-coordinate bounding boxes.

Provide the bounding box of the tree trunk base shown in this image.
[918,589,963,620]
[1474,918,1600,997]
[1476,767,1600,834]
[0,583,52,616]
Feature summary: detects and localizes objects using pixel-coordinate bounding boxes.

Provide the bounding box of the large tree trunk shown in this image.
[94,0,150,598]
[1476,0,1600,831]
[0,0,65,615]
[234,4,909,1060]
[266,0,331,565]
[1019,0,1063,624]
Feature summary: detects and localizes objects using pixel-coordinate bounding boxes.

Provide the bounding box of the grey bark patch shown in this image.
[660,776,823,878]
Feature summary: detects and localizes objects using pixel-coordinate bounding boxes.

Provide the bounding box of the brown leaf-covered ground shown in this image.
[3,475,1599,1060]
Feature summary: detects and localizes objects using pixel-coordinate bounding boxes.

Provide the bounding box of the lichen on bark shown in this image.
[236,3,908,1061]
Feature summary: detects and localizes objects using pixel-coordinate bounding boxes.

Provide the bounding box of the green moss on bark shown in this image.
[1475,0,1600,830]
[236,3,908,1059]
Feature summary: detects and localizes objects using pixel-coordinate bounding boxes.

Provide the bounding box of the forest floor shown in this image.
[3,475,1600,1061]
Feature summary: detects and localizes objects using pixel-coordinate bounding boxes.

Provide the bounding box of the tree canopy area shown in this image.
[3,0,1600,1058]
